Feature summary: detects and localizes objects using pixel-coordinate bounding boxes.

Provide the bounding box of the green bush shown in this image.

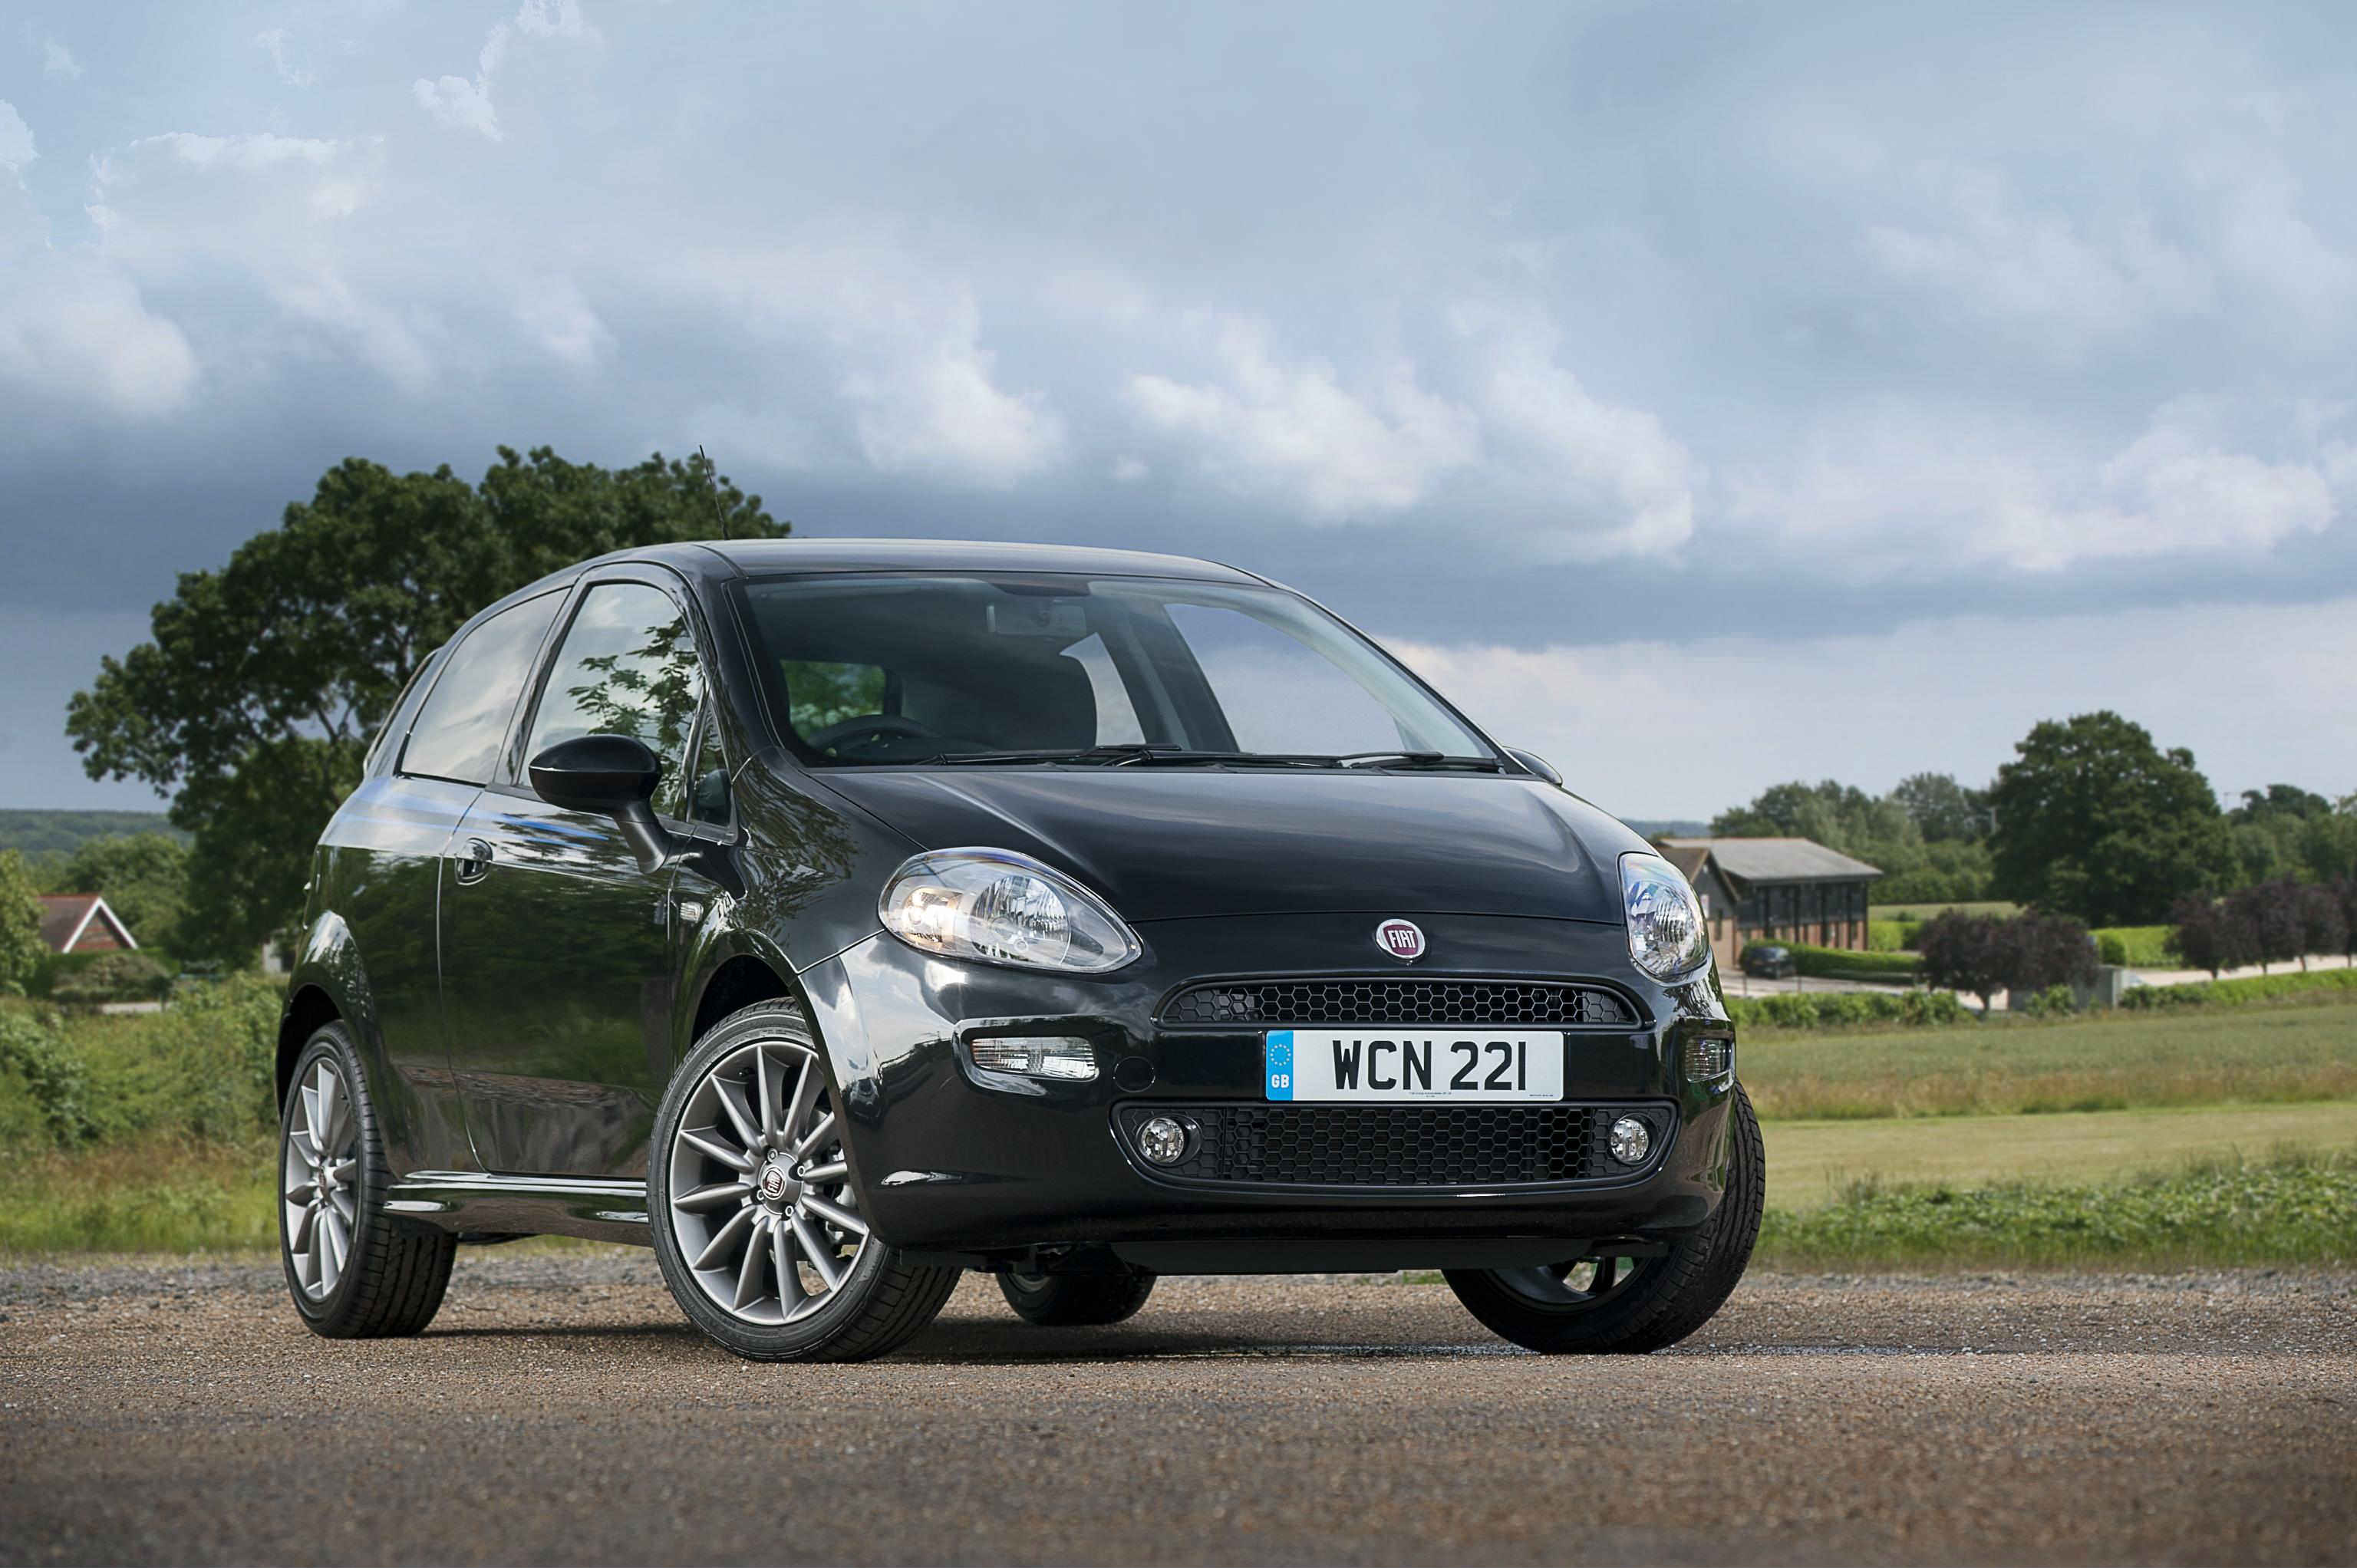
[1866,919,1923,952]
[2092,925,2174,967]
[49,950,173,1006]
[2022,982,2077,1017]
[1789,943,1923,983]
[1726,987,1963,1032]
[0,975,282,1149]
[2119,967,2357,1011]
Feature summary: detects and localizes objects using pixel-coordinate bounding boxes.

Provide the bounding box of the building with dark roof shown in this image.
[36,894,139,955]
[1658,837,1883,971]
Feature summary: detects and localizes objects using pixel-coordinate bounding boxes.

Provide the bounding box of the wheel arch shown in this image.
[278,983,341,1107]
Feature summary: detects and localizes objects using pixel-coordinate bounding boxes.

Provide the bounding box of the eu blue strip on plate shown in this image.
[1264,1029,1294,1101]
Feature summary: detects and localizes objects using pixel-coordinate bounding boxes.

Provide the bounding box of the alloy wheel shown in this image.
[282,1057,361,1300]
[666,1038,869,1325]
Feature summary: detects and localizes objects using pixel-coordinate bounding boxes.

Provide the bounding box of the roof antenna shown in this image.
[696,444,731,540]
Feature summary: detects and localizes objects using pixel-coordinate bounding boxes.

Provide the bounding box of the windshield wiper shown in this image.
[919,743,1246,767]
[1333,751,1505,772]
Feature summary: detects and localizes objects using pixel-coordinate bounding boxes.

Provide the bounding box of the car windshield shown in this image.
[739,573,1496,768]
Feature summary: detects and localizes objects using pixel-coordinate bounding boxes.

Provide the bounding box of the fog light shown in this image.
[1136,1115,1189,1166]
[969,1036,1098,1081]
[1609,1115,1652,1165]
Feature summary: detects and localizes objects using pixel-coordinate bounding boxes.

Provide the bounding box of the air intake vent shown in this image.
[1159,977,1633,1029]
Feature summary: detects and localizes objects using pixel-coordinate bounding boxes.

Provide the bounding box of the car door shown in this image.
[335,589,568,1173]
[437,574,711,1178]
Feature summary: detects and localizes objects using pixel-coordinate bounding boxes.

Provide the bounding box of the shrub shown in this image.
[0,1009,96,1145]
[50,950,173,1006]
[2118,967,2357,1010]
[2022,983,2077,1017]
[1789,944,1923,983]
[1918,910,2008,1013]
[1724,987,1963,1033]
[1866,919,1922,953]
[2098,934,2126,965]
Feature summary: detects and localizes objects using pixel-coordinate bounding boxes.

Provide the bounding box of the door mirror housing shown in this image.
[1504,748,1562,787]
[529,734,675,872]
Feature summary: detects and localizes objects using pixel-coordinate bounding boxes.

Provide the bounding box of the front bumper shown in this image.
[796,911,1738,1270]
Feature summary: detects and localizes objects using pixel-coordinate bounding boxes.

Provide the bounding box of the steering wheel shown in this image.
[806,713,937,758]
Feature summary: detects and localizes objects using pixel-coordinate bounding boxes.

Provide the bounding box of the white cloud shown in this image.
[42,38,82,82]
[1124,317,1479,516]
[254,29,314,88]
[1389,595,2357,821]
[413,0,601,141]
[0,101,31,173]
[1864,163,2213,344]
[1729,397,2338,573]
[0,104,197,418]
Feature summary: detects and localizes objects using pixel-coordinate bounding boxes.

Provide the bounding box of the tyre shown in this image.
[278,1024,457,1338]
[649,1000,961,1362]
[1445,1084,1764,1354]
[997,1262,1156,1326]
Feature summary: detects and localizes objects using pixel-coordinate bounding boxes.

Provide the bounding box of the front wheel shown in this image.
[1446,1084,1764,1354]
[648,1001,961,1362]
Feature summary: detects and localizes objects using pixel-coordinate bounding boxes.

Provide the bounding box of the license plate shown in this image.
[1263,1029,1564,1102]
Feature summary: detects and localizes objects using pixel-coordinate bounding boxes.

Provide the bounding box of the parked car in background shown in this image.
[1741,943,1796,979]
[274,539,1756,1362]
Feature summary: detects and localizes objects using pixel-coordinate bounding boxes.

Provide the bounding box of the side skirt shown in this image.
[384,1172,653,1247]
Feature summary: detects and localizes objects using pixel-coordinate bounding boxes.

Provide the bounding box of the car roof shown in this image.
[689,537,1264,584]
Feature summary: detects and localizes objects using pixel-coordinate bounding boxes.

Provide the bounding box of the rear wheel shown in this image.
[278,1026,456,1338]
[1446,1084,1763,1354]
[997,1263,1156,1326]
[649,1001,961,1362]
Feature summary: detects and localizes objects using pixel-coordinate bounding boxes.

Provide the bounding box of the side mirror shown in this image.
[1504,747,1562,787]
[529,734,676,872]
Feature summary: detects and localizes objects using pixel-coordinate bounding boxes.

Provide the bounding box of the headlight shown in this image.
[879,848,1141,974]
[1620,851,1709,980]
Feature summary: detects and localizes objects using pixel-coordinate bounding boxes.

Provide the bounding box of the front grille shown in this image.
[1115,1102,1665,1188]
[1159,977,1634,1029]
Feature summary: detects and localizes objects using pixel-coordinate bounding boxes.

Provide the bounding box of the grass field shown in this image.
[1740,996,2357,1118]
[1762,1100,2357,1208]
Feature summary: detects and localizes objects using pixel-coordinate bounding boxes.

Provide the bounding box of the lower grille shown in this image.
[1114,1102,1666,1189]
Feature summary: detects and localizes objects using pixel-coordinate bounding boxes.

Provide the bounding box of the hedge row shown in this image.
[2118,966,2357,1011]
[0,976,283,1148]
[1786,943,1924,983]
[1725,987,1966,1032]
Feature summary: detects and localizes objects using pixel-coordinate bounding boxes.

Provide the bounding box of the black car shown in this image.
[276,540,1756,1362]
[1741,944,1797,979]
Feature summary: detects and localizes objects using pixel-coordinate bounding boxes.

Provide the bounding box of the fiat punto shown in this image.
[276,540,1756,1361]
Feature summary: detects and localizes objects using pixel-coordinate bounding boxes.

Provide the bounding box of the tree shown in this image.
[2229,784,2332,823]
[51,834,188,952]
[2339,878,2357,961]
[68,447,785,964]
[1889,772,1992,843]
[2167,892,2253,979]
[1986,711,2231,927]
[1917,910,2009,1015]
[0,851,45,993]
[2296,884,2348,972]
[1709,776,1993,904]
[2006,911,2098,994]
[2228,879,2303,973]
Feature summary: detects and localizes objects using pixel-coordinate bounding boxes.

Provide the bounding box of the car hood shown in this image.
[813,768,1646,924]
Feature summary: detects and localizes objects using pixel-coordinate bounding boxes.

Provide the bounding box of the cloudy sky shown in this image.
[4,1,2355,822]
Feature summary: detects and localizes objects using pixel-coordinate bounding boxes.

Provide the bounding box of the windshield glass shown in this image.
[739,574,1493,766]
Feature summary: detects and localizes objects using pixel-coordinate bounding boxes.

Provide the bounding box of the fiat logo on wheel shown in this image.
[1374,918,1426,962]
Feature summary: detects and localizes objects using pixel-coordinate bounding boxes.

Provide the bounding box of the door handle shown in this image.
[453,838,494,885]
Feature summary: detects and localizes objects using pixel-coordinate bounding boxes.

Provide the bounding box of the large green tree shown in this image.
[1708,776,1992,904]
[1986,711,2230,926]
[0,850,45,993]
[48,833,189,952]
[68,447,784,964]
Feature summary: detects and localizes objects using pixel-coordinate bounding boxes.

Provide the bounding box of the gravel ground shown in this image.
[2,1252,2353,1566]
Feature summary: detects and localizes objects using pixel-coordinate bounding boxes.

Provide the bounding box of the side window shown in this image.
[365,647,445,777]
[401,593,564,785]
[526,582,706,821]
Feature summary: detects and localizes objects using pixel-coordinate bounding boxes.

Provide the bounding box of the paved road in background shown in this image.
[3,1254,2352,1566]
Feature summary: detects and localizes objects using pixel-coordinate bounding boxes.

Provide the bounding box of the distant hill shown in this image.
[0,809,188,859]
[1623,819,1709,840]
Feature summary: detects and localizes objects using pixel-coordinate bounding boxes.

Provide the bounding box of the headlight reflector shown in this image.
[879,848,1141,973]
[1620,852,1710,980]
